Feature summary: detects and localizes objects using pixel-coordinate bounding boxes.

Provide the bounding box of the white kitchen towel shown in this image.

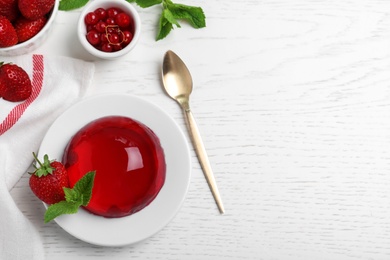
[0,54,95,260]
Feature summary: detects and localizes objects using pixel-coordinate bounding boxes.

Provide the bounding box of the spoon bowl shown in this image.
[162,50,225,214]
[162,51,193,107]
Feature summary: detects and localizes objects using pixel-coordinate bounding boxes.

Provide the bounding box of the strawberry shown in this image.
[18,0,55,21]
[29,153,70,205]
[0,0,19,22]
[0,62,32,102]
[14,16,47,43]
[0,75,6,97]
[0,16,17,47]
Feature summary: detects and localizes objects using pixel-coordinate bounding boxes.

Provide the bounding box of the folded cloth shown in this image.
[0,54,95,260]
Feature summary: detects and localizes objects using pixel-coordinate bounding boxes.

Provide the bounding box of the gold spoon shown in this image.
[162,50,225,214]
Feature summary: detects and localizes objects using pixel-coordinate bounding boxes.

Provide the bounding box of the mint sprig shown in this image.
[44,171,96,223]
[58,0,206,41]
[132,0,206,40]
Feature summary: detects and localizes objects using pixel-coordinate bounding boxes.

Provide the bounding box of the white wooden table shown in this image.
[10,0,390,259]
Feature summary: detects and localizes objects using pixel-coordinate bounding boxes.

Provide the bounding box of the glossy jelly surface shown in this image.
[62,116,166,218]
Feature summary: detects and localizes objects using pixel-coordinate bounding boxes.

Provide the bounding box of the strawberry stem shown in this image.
[32,152,54,177]
[32,152,44,168]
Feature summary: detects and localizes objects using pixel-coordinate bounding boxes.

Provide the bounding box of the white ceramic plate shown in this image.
[38,94,191,246]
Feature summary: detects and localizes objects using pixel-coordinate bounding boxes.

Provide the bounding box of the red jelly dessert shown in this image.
[62,116,166,218]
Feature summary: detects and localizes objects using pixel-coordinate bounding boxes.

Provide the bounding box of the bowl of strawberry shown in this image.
[0,0,59,56]
[77,0,141,59]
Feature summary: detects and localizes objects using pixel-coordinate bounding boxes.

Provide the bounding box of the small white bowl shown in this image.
[0,0,59,56]
[77,0,141,60]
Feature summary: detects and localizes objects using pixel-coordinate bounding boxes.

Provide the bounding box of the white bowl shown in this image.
[0,0,59,56]
[77,0,141,60]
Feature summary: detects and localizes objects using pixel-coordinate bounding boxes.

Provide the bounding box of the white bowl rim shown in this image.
[0,0,59,52]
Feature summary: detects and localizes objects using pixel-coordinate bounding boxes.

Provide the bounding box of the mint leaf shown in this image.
[59,0,89,11]
[129,0,162,8]
[162,8,180,27]
[63,187,79,203]
[169,4,206,28]
[44,200,81,223]
[72,171,95,206]
[157,13,173,40]
[43,171,96,223]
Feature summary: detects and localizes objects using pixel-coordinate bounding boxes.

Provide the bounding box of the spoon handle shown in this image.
[183,108,225,214]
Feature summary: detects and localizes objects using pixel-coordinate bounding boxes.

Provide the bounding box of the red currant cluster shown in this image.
[84,7,134,53]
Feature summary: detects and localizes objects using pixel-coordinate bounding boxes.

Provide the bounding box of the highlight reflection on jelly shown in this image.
[62,116,166,218]
[125,147,143,171]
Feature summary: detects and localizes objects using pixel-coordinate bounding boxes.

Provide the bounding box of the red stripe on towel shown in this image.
[0,54,45,135]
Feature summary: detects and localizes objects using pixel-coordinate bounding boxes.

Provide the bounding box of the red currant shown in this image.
[107,8,121,18]
[100,33,108,43]
[85,12,99,25]
[107,33,120,45]
[101,43,113,52]
[95,21,107,33]
[121,30,133,46]
[113,44,123,52]
[86,30,100,46]
[105,17,115,26]
[94,8,107,20]
[115,13,131,28]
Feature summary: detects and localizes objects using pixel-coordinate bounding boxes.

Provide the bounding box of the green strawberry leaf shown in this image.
[44,171,96,223]
[32,153,54,177]
[59,0,90,11]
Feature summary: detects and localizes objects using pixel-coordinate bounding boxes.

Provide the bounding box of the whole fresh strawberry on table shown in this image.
[0,61,32,102]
